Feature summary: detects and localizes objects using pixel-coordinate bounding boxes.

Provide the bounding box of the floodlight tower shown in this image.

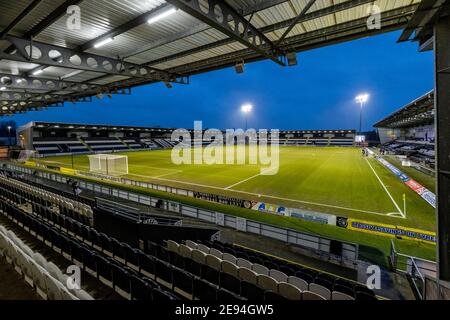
[355,94,369,134]
[241,104,253,131]
[7,126,12,146]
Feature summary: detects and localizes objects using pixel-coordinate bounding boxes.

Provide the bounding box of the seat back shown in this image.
[309,283,331,300]
[303,291,326,300]
[237,267,258,284]
[257,274,278,292]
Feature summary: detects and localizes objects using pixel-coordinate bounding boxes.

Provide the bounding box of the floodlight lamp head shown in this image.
[355,94,369,104]
[241,104,253,113]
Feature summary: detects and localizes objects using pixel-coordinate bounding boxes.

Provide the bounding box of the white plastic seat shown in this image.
[303,291,326,300]
[288,276,308,291]
[166,240,179,253]
[191,249,207,264]
[252,264,269,275]
[257,274,278,292]
[185,240,198,250]
[237,267,258,284]
[221,253,235,264]
[209,248,223,259]
[45,274,63,300]
[33,252,48,268]
[269,269,288,283]
[278,282,302,300]
[205,254,222,271]
[74,289,95,300]
[31,262,48,299]
[197,244,210,254]
[178,244,192,258]
[309,283,331,300]
[332,291,355,300]
[221,261,238,277]
[46,262,65,283]
[236,258,252,269]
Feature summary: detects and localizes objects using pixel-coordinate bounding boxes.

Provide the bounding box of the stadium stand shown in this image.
[375,91,436,169]
[17,122,356,156]
[0,169,377,301]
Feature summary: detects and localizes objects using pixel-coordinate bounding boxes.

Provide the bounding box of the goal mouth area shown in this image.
[88,154,128,176]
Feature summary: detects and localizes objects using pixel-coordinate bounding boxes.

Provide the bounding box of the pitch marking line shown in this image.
[225,172,262,190]
[365,158,405,218]
[125,171,400,218]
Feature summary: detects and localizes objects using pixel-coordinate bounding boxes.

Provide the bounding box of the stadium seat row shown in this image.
[0,224,93,300]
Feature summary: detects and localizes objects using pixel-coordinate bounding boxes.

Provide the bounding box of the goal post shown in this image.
[88,154,128,176]
[17,150,38,163]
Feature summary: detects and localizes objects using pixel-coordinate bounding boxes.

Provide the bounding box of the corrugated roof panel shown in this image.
[0,0,67,36]
[88,11,202,58]
[35,0,166,48]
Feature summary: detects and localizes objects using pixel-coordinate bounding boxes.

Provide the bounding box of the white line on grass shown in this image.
[225,172,262,190]
[128,171,400,218]
[364,157,405,218]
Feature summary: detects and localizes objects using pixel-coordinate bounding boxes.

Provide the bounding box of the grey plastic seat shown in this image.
[288,276,309,291]
[252,263,269,275]
[191,249,207,264]
[236,258,252,269]
[209,248,223,259]
[332,291,355,300]
[237,267,258,284]
[309,283,331,300]
[178,244,192,258]
[197,244,210,254]
[269,269,288,283]
[278,282,302,300]
[45,274,63,300]
[166,240,180,253]
[205,254,222,271]
[303,291,327,300]
[257,274,278,292]
[221,252,236,264]
[185,240,198,250]
[221,261,238,277]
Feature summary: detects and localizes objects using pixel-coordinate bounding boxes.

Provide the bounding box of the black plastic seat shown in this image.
[130,275,151,300]
[217,288,245,301]
[202,265,220,286]
[152,288,178,301]
[240,281,264,300]
[69,240,83,263]
[264,291,289,301]
[185,259,202,277]
[314,277,333,290]
[111,263,131,293]
[193,278,218,301]
[82,247,97,273]
[138,252,155,276]
[172,268,193,294]
[96,255,112,282]
[220,272,241,294]
[123,243,139,266]
[295,271,314,284]
[99,233,113,253]
[155,260,173,284]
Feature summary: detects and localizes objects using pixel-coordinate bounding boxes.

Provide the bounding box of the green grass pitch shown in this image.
[39,146,435,232]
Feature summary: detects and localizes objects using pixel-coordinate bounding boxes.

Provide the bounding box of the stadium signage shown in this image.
[346,218,436,244]
[367,149,436,208]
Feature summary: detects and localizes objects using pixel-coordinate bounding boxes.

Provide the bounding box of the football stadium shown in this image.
[0,0,449,307]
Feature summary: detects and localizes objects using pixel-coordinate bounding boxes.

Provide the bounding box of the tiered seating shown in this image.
[164,240,377,301]
[0,225,93,300]
[0,185,180,301]
[154,139,175,149]
[33,137,88,155]
[0,176,93,226]
[122,138,146,150]
[329,138,354,146]
[383,140,435,168]
[140,139,159,149]
[83,137,128,152]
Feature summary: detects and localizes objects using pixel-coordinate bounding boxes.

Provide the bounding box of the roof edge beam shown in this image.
[165,0,286,66]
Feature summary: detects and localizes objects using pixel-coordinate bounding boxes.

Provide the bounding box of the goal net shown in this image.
[18,150,38,163]
[88,154,128,176]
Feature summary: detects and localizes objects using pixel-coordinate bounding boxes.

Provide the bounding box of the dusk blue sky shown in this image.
[11,30,434,131]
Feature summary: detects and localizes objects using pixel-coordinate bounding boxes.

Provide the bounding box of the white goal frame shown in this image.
[17,150,38,163]
[88,154,129,176]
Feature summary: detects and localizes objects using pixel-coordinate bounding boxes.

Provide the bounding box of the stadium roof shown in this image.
[0,0,423,116]
[19,121,356,134]
[373,90,434,129]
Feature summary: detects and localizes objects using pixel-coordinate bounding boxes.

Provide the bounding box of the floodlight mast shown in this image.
[355,94,369,134]
[241,104,253,131]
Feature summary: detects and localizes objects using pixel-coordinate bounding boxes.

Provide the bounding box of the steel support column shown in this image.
[434,16,450,281]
